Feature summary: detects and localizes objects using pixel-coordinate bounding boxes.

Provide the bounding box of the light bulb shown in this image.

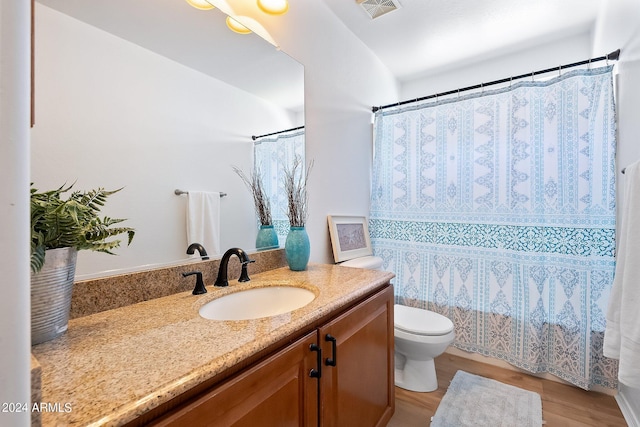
[185,0,214,10]
[226,17,252,34]
[257,0,289,15]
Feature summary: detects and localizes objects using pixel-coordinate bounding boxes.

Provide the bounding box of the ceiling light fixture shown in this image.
[226,16,252,34]
[185,0,215,10]
[257,0,289,15]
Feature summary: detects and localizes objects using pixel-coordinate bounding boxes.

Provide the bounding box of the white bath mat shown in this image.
[431,370,543,426]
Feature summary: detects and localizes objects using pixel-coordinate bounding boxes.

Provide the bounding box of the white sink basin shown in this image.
[199,286,316,321]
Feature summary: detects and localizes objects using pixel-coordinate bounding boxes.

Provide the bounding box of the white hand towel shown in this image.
[186,191,221,256]
[604,159,640,387]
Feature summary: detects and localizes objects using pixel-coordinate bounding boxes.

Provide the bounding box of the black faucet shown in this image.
[186,243,209,260]
[214,247,255,287]
[182,271,207,295]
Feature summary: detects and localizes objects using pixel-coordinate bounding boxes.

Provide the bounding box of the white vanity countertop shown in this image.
[31,264,394,426]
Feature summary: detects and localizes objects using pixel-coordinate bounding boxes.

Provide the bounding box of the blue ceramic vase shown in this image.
[285,226,310,271]
[255,225,279,250]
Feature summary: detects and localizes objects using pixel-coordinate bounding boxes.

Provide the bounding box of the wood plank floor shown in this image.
[388,353,627,427]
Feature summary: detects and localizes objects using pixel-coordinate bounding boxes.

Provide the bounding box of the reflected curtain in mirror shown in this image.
[254,128,305,244]
[370,66,618,390]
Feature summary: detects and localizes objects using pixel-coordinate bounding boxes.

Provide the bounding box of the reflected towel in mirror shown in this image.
[186,191,221,256]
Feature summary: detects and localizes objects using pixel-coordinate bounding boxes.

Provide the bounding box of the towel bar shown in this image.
[174,189,227,197]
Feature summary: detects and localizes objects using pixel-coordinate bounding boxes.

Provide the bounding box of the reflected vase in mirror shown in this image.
[256,225,279,251]
[285,226,310,271]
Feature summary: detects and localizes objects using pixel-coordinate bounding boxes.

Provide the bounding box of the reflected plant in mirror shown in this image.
[233,165,273,226]
[233,165,279,250]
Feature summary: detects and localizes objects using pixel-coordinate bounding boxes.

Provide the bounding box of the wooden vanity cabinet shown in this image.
[150,284,394,427]
[318,284,394,426]
[152,331,319,426]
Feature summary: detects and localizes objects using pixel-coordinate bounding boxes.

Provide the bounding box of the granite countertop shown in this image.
[31,264,394,426]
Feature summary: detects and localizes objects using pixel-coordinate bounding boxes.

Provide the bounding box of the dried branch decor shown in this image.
[283,156,313,227]
[233,166,273,226]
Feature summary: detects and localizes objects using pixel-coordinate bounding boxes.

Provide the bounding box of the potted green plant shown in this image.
[282,156,313,271]
[233,165,279,250]
[30,183,135,345]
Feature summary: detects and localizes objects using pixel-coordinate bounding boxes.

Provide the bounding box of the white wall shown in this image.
[593,0,640,167]
[401,31,593,101]
[593,1,640,424]
[32,4,299,277]
[0,1,31,426]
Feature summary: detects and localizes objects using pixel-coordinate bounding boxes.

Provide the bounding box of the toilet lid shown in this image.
[394,304,454,336]
[340,256,383,270]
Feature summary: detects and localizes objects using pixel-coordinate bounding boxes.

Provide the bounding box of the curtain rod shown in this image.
[252,125,305,141]
[372,49,621,113]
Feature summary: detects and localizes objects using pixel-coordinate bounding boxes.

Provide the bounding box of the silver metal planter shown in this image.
[31,247,77,345]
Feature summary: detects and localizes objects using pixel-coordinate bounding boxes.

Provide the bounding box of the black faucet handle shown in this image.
[182,271,207,295]
[238,259,255,282]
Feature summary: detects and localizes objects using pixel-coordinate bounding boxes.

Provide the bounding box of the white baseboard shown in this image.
[617,388,640,427]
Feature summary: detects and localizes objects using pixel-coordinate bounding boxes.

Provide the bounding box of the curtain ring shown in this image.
[509,76,513,88]
[531,71,534,82]
[558,64,562,76]
[457,88,460,99]
[588,58,592,70]
[481,82,484,94]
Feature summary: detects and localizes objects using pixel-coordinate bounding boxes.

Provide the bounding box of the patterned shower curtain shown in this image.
[370,66,618,389]
[254,129,305,243]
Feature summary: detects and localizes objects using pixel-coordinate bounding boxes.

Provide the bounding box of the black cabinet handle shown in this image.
[309,343,322,378]
[325,334,337,367]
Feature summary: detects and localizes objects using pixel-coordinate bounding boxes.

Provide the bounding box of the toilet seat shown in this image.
[394,304,454,336]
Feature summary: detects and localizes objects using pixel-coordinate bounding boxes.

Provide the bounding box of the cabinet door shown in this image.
[319,285,394,427]
[152,331,320,427]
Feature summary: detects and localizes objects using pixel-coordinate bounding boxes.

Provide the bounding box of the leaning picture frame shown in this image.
[327,215,373,263]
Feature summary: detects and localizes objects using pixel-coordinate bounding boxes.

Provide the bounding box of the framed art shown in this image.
[327,215,373,263]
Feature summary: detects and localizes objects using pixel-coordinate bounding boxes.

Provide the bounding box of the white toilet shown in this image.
[340,255,455,393]
[394,304,455,392]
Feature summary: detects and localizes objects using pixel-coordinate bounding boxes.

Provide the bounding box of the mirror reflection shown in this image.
[31,0,304,278]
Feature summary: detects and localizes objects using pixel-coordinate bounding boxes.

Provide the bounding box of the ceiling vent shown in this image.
[357,0,401,20]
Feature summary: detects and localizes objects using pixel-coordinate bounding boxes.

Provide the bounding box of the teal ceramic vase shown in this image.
[285,226,310,271]
[255,225,279,250]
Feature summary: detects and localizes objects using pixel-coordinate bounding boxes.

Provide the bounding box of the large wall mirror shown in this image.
[31,0,304,278]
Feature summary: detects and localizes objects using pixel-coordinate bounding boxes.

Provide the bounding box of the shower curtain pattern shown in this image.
[254,130,305,242]
[370,66,618,389]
